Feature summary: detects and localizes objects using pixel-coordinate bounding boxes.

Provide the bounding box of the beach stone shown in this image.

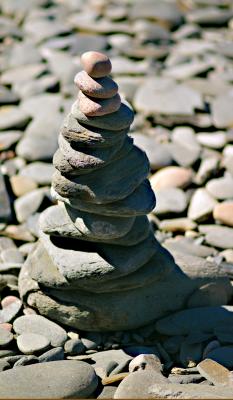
[206,175,233,200]
[0,327,13,347]
[153,188,187,215]
[168,374,203,385]
[114,369,168,399]
[39,347,64,363]
[197,359,233,387]
[71,101,134,131]
[212,93,233,128]
[0,130,22,151]
[213,202,233,227]
[91,349,132,379]
[17,333,50,355]
[10,175,37,197]
[169,127,201,167]
[159,218,197,233]
[14,188,48,223]
[81,51,112,78]
[199,225,233,249]
[0,106,30,131]
[19,162,54,185]
[1,248,24,264]
[0,360,98,399]
[13,315,67,347]
[195,157,219,185]
[0,297,22,323]
[64,339,85,355]
[132,134,172,170]
[78,91,121,117]
[196,131,226,149]
[0,172,11,222]
[98,386,117,399]
[206,347,233,369]
[150,167,193,190]
[75,71,118,99]
[129,354,162,373]
[188,188,217,222]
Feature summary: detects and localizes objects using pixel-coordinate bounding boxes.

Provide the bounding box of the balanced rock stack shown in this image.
[19,52,232,331]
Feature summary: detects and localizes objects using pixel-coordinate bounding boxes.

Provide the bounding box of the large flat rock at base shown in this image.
[0,360,98,398]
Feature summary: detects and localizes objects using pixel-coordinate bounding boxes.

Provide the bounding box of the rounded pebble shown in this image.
[81,51,112,78]
[17,333,50,355]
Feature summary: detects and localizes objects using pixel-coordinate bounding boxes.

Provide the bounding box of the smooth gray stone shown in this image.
[39,347,64,363]
[40,204,135,241]
[198,225,233,249]
[168,374,203,384]
[20,162,54,185]
[71,101,134,131]
[58,133,132,173]
[0,106,30,131]
[0,327,13,346]
[61,114,127,148]
[0,297,22,323]
[64,339,85,355]
[156,306,233,336]
[14,188,48,223]
[114,369,168,399]
[51,180,156,217]
[98,386,117,399]
[91,349,132,379]
[0,172,11,222]
[0,130,22,150]
[0,360,98,399]
[13,315,67,347]
[52,145,150,203]
[17,333,50,355]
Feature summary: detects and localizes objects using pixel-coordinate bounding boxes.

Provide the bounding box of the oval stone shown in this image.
[74,71,118,99]
[78,91,121,117]
[81,51,112,78]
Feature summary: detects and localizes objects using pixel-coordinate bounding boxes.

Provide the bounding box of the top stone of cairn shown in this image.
[80,51,112,78]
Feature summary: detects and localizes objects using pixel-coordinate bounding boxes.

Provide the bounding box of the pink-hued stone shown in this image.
[74,71,118,99]
[213,202,233,227]
[1,296,19,308]
[0,323,12,332]
[78,91,121,117]
[81,51,112,78]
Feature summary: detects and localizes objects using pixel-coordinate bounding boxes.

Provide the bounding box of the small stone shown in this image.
[39,347,64,363]
[13,315,67,347]
[98,386,117,399]
[10,175,37,197]
[78,91,121,117]
[0,131,22,151]
[195,157,219,185]
[64,339,85,355]
[19,162,54,185]
[159,218,197,233]
[129,354,162,373]
[212,93,233,128]
[102,372,129,385]
[14,188,48,223]
[197,359,233,387]
[213,202,233,227]
[0,296,22,323]
[74,71,118,99]
[153,187,187,215]
[0,106,30,131]
[1,248,24,264]
[188,188,217,222]
[0,361,98,398]
[0,171,11,222]
[199,225,233,249]
[81,51,112,78]
[14,355,39,367]
[196,131,226,149]
[0,327,13,347]
[150,167,193,190]
[206,175,233,200]
[17,333,50,355]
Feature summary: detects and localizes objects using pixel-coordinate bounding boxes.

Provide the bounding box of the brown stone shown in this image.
[74,71,118,99]
[197,359,233,387]
[102,372,129,386]
[78,91,121,117]
[10,175,37,197]
[213,202,233,227]
[150,166,193,190]
[81,51,112,78]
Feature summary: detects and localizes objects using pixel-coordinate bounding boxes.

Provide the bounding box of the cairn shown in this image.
[19,52,231,331]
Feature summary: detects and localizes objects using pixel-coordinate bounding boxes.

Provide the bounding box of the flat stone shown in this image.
[81,51,112,78]
[212,93,233,128]
[134,77,203,116]
[19,162,54,185]
[10,175,37,197]
[206,347,233,369]
[0,297,22,323]
[13,315,67,347]
[91,349,132,379]
[196,131,226,149]
[0,130,22,150]
[187,6,233,25]
[64,339,85,355]
[61,113,127,148]
[71,101,134,131]
[153,187,187,215]
[0,106,30,130]
[195,157,219,185]
[98,386,117,398]
[75,71,118,99]
[0,64,47,85]
[188,188,217,221]
[197,359,233,386]
[199,224,233,249]
[78,91,121,117]
[14,188,48,223]
[150,167,193,190]
[0,360,98,398]
[168,373,203,384]
[206,175,233,199]
[213,202,233,227]
[114,369,168,398]
[164,60,213,80]
[156,306,233,336]
[169,127,201,167]
[0,326,13,347]
[17,333,50,355]
[159,218,197,233]
[39,347,64,363]
[1,248,24,263]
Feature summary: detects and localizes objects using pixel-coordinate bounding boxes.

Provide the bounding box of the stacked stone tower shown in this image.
[19,52,231,331]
